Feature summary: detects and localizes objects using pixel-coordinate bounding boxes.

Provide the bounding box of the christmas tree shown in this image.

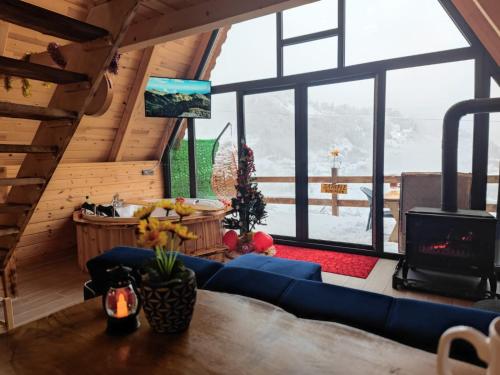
[223,143,267,239]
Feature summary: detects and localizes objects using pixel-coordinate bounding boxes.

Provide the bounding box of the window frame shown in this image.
[164,0,500,259]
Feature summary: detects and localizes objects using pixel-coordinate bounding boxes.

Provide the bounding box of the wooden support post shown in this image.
[0,21,9,56]
[1,297,14,331]
[108,46,157,161]
[0,168,6,204]
[331,167,339,216]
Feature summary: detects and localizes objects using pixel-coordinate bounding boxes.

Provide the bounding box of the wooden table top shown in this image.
[384,189,400,202]
[0,290,481,375]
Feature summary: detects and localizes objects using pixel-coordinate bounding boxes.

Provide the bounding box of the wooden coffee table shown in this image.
[0,290,481,374]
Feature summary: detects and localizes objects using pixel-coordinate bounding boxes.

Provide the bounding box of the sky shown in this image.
[146,77,211,95]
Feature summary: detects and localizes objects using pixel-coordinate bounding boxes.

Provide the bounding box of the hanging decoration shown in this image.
[3,75,12,92]
[108,53,121,75]
[211,123,238,200]
[47,42,67,68]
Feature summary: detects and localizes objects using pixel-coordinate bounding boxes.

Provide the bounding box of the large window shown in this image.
[168,0,499,256]
[245,90,296,237]
[345,0,468,65]
[488,79,500,217]
[211,15,276,85]
[194,93,238,199]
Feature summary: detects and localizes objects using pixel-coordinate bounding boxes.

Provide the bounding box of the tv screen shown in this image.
[144,77,211,119]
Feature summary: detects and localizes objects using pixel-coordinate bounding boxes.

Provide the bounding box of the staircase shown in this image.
[0,0,140,299]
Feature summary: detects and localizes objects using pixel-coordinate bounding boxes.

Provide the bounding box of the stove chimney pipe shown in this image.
[442,98,500,212]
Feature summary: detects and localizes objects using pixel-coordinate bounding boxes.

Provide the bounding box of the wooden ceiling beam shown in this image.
[452,0,500,65]
[120,0,317,52]
[107,45,157,161]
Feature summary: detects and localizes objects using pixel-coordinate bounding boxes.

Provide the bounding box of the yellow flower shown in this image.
[137,219,149,234]
[174,203,195,218]
[137,228,167,249]
[133,204,156,220]
[160,220,177,233]
[175,225,198,242]
[329,148,341,158]
[156,199,175,211]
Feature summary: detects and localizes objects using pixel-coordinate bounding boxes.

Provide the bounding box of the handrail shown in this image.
[254,174,499,213]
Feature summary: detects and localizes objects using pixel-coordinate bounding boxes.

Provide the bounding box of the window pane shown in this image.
[284,37,337,75]
[195,93,238,199]
[283,0,338,38]
[384,60,474,253]
[244,90,296,237]
[346,0,469,65]
[488,79,500,217]
[308,79,374,245]
[210,15,276,85]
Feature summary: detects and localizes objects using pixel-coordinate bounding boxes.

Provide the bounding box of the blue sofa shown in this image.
[85,246,498,366]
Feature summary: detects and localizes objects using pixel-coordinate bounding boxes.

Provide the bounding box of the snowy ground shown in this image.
[255,204,399,254]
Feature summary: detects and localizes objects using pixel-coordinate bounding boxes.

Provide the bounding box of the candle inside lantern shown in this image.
[115,292,128,318]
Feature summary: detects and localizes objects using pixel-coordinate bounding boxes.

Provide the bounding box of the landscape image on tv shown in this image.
[144,77,211,119]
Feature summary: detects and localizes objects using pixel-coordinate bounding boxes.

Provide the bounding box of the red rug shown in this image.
[273,245,378,279]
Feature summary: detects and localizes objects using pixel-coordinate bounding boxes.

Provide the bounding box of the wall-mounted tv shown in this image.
[144,77,211,119]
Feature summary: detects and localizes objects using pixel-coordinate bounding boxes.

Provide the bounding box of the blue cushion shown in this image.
[86,246,223,294]
[204,267,296,305]
[279,280,393,335]
[385,298,499,365]
[226,253,322,281]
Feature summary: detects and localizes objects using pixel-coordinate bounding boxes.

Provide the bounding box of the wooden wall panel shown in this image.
[0,0,211,266]
[10,161,163,267]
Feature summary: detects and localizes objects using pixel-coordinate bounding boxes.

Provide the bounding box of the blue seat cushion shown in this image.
[86,246,223,294]
[279,280,393,336]
[204,267,295,305]
[226,253,322,281]
[385,298,499,365]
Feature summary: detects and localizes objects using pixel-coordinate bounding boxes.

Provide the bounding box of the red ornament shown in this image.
[253,231,273,253]
[223,230,239,251]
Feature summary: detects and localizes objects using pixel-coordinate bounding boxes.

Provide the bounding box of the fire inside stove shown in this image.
[418,230,476,258]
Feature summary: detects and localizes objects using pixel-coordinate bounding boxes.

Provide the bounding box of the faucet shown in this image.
[111,193,124,217]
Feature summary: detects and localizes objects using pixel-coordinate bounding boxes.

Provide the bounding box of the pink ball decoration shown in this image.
[253,231,273,253]
[223,230,239,251]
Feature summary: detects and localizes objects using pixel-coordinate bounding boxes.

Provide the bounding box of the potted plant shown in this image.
[134,202,198,334]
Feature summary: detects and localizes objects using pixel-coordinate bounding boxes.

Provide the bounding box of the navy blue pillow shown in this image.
[204,266,296,305]
[86,246,223,294]
[226,253,322,281]
[386,298,499,365]
[279,280,393,336]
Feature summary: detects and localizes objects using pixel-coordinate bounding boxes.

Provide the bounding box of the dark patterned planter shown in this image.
[140,268,197,334]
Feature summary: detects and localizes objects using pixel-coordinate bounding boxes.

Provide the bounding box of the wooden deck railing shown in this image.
[255,175,499,212]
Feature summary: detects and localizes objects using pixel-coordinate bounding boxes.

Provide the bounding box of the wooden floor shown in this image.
[1,253,491,329]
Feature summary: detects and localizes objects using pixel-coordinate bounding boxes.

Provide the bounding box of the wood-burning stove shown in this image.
[394,98,500,299]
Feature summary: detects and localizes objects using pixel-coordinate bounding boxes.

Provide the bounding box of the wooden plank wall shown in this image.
[0,0,210,266]
[8,161,163,267]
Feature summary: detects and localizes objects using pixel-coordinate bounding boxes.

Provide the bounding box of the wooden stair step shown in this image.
[0,0,109,43]
[0,227,19,237]
[0,204,31,214]
[0,178,45,186]
[0,144,58,154]
[0,102,77,121]
[0,56,88,84]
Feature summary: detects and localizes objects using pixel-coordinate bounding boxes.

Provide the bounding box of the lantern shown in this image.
[103,266,141,335]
